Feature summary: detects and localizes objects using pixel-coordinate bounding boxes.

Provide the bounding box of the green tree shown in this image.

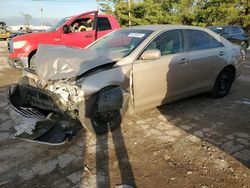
[173,0,196,25]
[241,0,250,28]
[194,0,242,26]
[131,0,171,26]
[100,0,250,28]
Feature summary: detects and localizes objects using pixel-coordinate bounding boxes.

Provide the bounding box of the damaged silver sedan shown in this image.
[9,25,243,144]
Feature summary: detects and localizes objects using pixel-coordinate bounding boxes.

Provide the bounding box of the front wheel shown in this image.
[29,54,36,69]
[211,68,234,98]
[78,94,122,135]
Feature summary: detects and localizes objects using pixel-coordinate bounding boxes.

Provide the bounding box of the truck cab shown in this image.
[7,11,120,69]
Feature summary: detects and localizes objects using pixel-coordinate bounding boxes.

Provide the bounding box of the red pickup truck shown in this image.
[7,11,120,69]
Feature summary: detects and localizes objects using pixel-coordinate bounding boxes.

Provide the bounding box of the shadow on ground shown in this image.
[94,127,136,187]
[0,85,136,187]
[158,80,250,168]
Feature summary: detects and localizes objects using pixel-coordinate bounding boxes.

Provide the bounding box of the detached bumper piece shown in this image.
[9,84,81,145]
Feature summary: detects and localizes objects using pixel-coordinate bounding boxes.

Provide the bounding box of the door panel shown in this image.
[133,53,190,108]
[61,30,96,48]
[186,47,227,91]
[132,29,190,108]
[185,29,228,91]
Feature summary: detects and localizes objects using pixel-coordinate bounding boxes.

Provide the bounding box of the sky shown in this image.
[0,0,98,25]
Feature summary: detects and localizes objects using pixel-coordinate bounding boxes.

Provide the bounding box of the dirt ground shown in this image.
[0,40,250,188]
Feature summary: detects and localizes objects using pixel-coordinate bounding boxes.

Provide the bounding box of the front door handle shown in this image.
[54,38,61,42]
[85,34,94,38]
[180,58,189,65]
[219,51,225,56]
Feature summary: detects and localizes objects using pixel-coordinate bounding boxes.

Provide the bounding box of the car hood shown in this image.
[35,44,125,81]
[13,32,48,41]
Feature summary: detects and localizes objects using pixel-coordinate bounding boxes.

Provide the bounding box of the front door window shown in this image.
[145,30,184,55]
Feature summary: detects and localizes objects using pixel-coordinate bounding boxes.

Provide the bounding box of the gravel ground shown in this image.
[0,41,249,188]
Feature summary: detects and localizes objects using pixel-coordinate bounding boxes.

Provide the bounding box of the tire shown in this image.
[211,68,234,98]
[29,54,36,69]
[78,92,122,135]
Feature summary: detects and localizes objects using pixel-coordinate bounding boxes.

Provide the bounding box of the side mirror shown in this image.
[141,49,161,60]
[63,25,70,34]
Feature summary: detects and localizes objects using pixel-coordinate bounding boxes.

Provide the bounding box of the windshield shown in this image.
[88,29,153,56]
[47,17,70,32]
[208,26,223,34]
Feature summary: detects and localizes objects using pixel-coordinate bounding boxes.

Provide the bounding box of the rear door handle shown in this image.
[180,58,189,65]
[219,51,225,56]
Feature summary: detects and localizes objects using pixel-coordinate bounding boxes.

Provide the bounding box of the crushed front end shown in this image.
[9,78,82,145]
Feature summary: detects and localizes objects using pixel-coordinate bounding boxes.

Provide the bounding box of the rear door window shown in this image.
[231,27,243,35]
[186,29,223,51]
[210,36,224,48]
[97,17,112,31]
[220,27,231,38]
[222,27,230,35]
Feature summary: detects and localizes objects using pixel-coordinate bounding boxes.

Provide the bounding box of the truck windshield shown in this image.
[47,17,70,32]
[88,29,153,56]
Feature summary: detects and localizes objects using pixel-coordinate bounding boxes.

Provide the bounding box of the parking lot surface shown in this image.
[0,41,249,187]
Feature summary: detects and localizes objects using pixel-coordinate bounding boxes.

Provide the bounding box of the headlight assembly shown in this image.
[13,41,27,49]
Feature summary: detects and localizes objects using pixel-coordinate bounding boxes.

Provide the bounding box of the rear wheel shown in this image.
[211,68,234,98]
[78,92,121,135]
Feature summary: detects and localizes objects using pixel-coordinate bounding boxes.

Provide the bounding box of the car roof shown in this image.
[126,24,210,32]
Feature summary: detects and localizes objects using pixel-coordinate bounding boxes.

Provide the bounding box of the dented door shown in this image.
[132,30,188,108]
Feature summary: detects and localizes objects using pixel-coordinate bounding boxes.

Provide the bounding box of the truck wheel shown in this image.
[211,67,234,98]
[78,93,121,135]
[29,54,36,69]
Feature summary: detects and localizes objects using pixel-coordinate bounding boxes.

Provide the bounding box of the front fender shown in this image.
[78,64,132,96]
[97,87,129,112]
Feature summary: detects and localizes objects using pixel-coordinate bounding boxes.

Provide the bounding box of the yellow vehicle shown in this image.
[0,21,11,40]
[0,31,10,40]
